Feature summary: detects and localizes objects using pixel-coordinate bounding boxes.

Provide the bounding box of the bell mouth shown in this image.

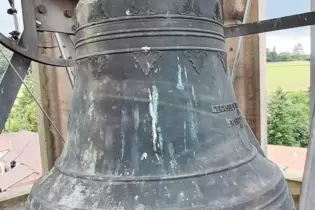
[27,154,292,210]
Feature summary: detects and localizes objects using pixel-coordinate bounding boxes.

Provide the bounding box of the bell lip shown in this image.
[27,156,294,210]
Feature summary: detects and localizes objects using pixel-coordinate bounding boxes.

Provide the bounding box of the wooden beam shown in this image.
[223,0,267,154]
[34,32,73,169]
[33,61,54,172]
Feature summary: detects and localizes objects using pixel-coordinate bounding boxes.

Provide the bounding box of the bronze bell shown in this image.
[27,0,295,209]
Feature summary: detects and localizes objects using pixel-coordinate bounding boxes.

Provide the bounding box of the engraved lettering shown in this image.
[227,116,243,128]
[212,103,238,114]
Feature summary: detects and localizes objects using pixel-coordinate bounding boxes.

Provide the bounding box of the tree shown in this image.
[266,48,273,62]
[269,46,278,62]
[277,52,293,61]
[287,91,310,147]
[292,43,307,61]
[268,88,297,146]
[268,88,310,147]
[3,72,37,132]
[293,43,304,55]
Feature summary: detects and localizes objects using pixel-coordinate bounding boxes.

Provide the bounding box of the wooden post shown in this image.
[33,32,73,170]
[32,0,77,171]
[223,0,267,154]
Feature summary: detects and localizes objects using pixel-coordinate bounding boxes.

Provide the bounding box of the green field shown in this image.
[267,61,310,94]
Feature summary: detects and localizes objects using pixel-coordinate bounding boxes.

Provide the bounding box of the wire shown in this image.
[13,138,32,161]
[0,48,66,143]
[0,137,31,175]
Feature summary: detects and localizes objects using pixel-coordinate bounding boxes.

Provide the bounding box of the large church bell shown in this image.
[27,0,295,209]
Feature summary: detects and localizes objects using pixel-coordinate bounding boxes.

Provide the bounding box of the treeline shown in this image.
[267,43,310,62]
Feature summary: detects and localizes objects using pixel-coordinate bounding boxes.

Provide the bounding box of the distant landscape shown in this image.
[266,59,310,148]
[267,61,310,94]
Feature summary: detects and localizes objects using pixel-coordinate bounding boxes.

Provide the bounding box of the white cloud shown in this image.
[266,30,310,54]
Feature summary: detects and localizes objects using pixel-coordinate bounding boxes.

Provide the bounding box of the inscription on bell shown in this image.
[212,102,238,114]
[227,116,243,128]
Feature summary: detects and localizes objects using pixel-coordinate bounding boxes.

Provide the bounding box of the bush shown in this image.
[277,52,294,61]
[267,88,309,147]
[287,91,310,147]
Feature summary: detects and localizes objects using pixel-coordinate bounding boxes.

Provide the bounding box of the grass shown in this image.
[267,61,310,94]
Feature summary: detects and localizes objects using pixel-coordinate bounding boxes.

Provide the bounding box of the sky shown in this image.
[0,0,311,54]
[265,0,311,54]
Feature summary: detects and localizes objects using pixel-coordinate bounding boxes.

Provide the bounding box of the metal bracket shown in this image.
[0,0,75,67]
[225,11,315,38]
[0,33,74,67]
[55,33,76,87]
[35,0,78,34]
[0,0,76,133]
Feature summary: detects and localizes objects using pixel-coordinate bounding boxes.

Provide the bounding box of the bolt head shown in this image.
[7,8,17,15]
[36,20,42,27]
[37,5,47,14]
[72,23,79,31]
[64,10,74,18]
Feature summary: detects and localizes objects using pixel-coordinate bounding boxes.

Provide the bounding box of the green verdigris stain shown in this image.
[148,85,164,153]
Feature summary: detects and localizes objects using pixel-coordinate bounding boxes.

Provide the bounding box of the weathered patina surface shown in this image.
[27,0,295,209]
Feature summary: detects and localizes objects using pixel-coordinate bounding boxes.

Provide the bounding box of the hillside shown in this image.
[267,61,310,94]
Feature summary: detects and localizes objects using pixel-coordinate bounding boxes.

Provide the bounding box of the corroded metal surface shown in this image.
[27,0,295,209]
